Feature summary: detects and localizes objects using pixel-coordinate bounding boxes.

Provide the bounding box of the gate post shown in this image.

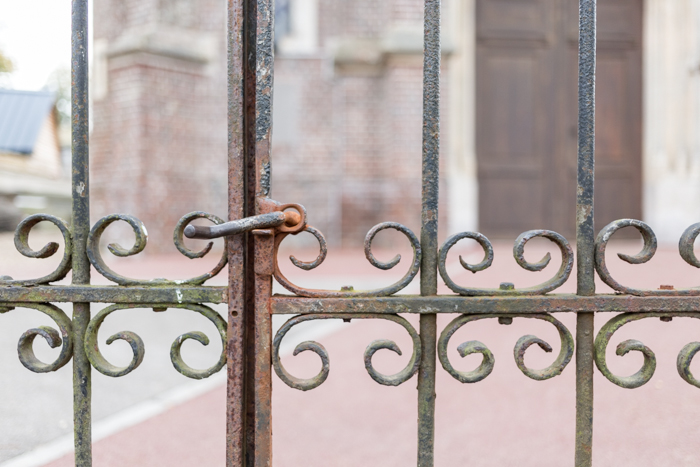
[226,0,275,465]
[226,0,248,464]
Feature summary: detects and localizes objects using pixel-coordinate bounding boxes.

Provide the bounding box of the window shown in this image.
[275,0,318,55]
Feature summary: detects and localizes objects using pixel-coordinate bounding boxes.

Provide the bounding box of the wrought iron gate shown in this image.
[3,0,700,466]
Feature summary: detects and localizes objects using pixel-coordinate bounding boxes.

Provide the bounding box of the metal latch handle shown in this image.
[184,204,304,239]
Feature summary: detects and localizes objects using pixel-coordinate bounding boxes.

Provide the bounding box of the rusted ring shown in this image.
[277,203,307,234]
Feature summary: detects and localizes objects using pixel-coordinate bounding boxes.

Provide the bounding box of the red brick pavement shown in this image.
[34,240,700,466]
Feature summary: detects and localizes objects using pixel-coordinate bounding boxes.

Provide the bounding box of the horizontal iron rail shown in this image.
[271,295,700,314]
[0,286,226,303]
[4,289,698,313]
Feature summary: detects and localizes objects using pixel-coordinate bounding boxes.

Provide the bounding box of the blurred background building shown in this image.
[0,89,70,230]
[87,0,700,251]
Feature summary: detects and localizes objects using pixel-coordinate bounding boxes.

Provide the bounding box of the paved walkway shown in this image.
[3,231,700,465]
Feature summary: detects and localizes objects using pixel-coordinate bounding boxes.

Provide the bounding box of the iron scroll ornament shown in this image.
[272,313,421,391]
[438,230,574,295]
[273,222,422,297]
[86,212,228,286]
[85,303,227,379]
[0,214,73,286]
[0,211,229,286]
[176,201,421,296]
[594,312,700,389]
[0,303,73,373]
[594,219,700,296]
[438,313,574,383]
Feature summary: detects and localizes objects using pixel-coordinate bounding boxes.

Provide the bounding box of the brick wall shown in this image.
[272,0,449,247]
[92,0,227,253]
[92,0,448,251]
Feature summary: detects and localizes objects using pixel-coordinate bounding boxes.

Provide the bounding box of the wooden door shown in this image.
[476,0,643,239]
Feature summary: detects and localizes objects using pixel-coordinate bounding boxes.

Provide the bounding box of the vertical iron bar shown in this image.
[575,0,596,465]
[575,312,594,466]
[244,0,274,466]
[418,0,440,466]
[226,0,247,465]
[577,0,596,294]
[71,0,91,465]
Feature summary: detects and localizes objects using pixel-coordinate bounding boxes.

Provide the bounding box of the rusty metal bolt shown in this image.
[499,282,515,291]
[659,285,675,290]
[283,210,301,227]
[498,317,513,325]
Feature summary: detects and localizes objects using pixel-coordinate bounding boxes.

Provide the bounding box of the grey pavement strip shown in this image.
[0,373,226,467]
[0,302,230,464]
[0,231,398,465]
[0,313,344,467]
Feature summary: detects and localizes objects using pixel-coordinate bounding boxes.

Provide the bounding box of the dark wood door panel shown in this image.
[477,0,553,42]
[561,47,642,169]
[479,175,546,235]
[595,175,642,228]
[565,0,643,44]
[596,49,642,170]
[476,0,558,238]
[561,2,643,236]
[476,49,551,170]
[557,172,642,238]
[477,0,642,239]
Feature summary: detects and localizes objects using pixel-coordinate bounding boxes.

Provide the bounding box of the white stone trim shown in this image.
[446,0,478,235]
[643,0,700,244]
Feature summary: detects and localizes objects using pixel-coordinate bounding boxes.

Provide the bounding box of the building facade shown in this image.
[92,0,700,250]
[0,89,69,230]
[446,0,700,244]
[91,0,228,252]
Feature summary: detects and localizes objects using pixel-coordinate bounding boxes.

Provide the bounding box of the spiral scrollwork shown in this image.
[679,222,700,268]
[438,230,573,295]
[0,214,73,286]
[0,303,73,372]
[85,303,226,379]
[595,219,700,296]
[87,212,227,285]
[289,225,327,270]
[594,312,700,389]
[678,342,700,388]
[272,314,421,391]
[595,219,657,296]
[172,212,228,284]
[438,314,574,383]
[273,222,421,297]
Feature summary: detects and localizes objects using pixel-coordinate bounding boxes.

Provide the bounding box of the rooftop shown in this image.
[0,88,55,154]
